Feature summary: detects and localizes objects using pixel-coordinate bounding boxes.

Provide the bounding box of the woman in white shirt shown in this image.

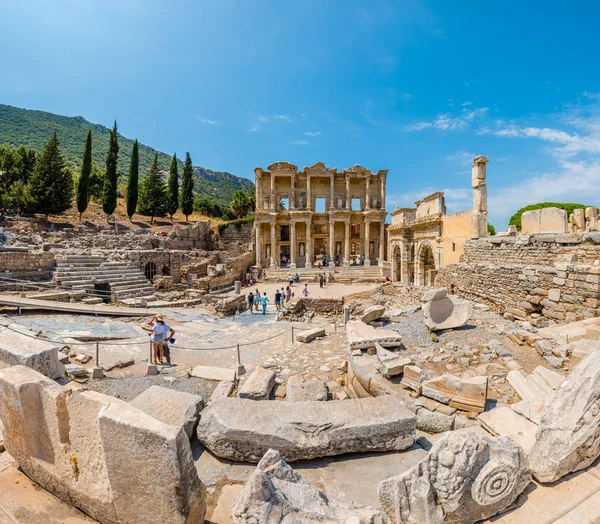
[143,316,166,365]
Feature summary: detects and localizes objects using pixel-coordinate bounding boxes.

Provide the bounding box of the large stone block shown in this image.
[378,431,531,524]
[129,385,204,439]
[529,352,600,483]
[422,288,471,331]
[0,325,64,379]
[421,374,488,412]
[374,343,413,378]
[521,207,568,235]
[346,320,402,350]
[231,449,383,522]
[197,396,416,462]
[361,305,386,323]
[295,326,326,343]
[285,376,328,401]
[238,367,275,400]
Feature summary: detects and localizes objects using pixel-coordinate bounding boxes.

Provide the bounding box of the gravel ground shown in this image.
[386,312,433,347]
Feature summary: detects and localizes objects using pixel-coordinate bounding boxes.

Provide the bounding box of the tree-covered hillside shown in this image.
[0,104,253,205]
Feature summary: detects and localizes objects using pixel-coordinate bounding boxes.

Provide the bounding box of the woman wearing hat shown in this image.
[142,315,166,365]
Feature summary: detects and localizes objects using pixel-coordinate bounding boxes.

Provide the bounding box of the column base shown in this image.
[270,263,277,270]
[365,260,372,266]
[290,263,297,269]
[343,259,350,268]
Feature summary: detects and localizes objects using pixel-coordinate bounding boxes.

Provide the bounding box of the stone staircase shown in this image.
[265,265,383,283]
[52,255,156,304]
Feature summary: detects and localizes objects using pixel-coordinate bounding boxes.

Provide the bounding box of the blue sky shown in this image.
[1,0,600,228]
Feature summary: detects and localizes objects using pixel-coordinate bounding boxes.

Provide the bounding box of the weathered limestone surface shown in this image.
[422,288,471,331]
[0,325,64,379]
[421,374,488,412]
[529,352,600,483]
[191,364,236,382]
[479,406,538,455]
[197,396,416,462]
[0,365,206,524]
[361,305,386,323]
[210,381,234,402]
[129,385,204,439]
[286,376,328,401]
[401,365,427,394]
[506,369,546,423]
[231,449,384,523]
[238,367,275,400]
[378,431,531,524]
[296,326,326,343]
[374,343,413,378]
[521,207,568,234]
[346,320,402,349]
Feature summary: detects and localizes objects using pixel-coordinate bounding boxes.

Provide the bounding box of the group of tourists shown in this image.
[142,314,175,366]
[247,283,305,315]
[318,273,328,288]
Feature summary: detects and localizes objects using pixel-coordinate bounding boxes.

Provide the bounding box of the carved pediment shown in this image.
[267,161,298,173]
[304,161,337,176]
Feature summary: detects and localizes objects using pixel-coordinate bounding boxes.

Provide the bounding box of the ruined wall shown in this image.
[0,251,55,280]
[437,232,600,326]
[441,209,472,266]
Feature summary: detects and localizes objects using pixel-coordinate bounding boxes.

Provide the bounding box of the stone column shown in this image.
[364,220,371,266]
[401,241,410,285]
[306,175,312,211]
[255,172,263,210]
[255,222,262,265]
[270,173,276,211]
[380,173,386,209]
[306,220,312,267]
[329,175,335,209]
[344,220,350,267]
[365,176,371,210]
[378,222,385,265]
[290,221,297,269]
[345,175,351,209]
[471,155,489,239]
[329,220,335,263]
[290,175,296,209]
[270,222,277,269]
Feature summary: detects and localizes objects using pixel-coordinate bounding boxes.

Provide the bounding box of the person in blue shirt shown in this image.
[261,292,269,315]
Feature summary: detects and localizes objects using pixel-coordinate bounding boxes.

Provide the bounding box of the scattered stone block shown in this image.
[373,343,413,378]
[488,338,512,357]
[295,327,326,343]
[566,339,600,358]
[346,320,402,350]
[232,449,383,522]
[529,352,600,483]
[507,369,546,423]
[191,364,236,382]
[422,288,471,331]
[74,354,92,364]
[532,365,565,390]
[401,365,427,394]
[130,385,204,439]
[64,363,88,377]
[416,408,454,433]
[197,396,416,462]
[238,367,275,400]
[479,405,538,455]
[544,355,564,368]
[521,207,568,234]
[57,351,70,364]
[378,431,531,524]
[286,376,328,401]
[421,374,488,412]
[0,325,64,379]
[361,305,386,323]
[210,381,234,402]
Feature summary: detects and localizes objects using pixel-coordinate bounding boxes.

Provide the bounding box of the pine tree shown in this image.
[76,129,92,221]
[167,153,179,220]
[102,120,119,221]
[180,152,194,221]
[126,139,139,220]
[138,153,166,223]
[28,131,74,217]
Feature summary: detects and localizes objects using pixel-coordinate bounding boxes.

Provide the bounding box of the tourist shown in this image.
[361,254,365,265]
[261,292,269,314]
[303,283,309,296]
[281,287,286,306]
[254,289,260,312]
[274,289,281,310]
[142,315,166,365]
[247,291,254,314]
[286,286,291,302]
[294,273,299,283]
[162,321,175,367]
[323,273,327,286]
[319,274,323,288]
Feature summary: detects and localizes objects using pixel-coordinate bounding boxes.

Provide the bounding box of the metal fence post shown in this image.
[236,344,246,376]
[96,341,99,367]
[291,326,294,343]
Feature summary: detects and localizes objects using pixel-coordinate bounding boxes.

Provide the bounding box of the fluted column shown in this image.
[380,174,386,210]
[306,220,312,267]
[344,221,350,267]
[329,175,335,209]
[329,220,335,263]
[306,175,312,211]
[290,175,296,209]
[270,174,276,210]
[345,175,351,209]
[255,222,262,265]
[364,220,371,266]
[365,176,371,210]
[270,223,276,269]
[378,222,385,265]
[255,172,263,210]
[290,221,297,269]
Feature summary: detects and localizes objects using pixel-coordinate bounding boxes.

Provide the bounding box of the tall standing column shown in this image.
[471,155,489,239]
[365,176,371,210]
[329,175,335,209]
[329,220,335,264]
[255,172,263,210]
[345,175,351,209]
[306,175,312,211]
[380,173,386,210]
[401,241,410,285]
[270,174,276,210]
[255,222,262,265]
[344,221,350,267]
[290,175,296,209]
[364,220,371,266]
[378,222,385,265]
[290,221,297,269]
[305,220,312,267]
[270,223,277,269]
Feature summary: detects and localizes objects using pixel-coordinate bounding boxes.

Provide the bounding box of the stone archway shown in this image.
[144,261,157,281]
[416,240,436,287]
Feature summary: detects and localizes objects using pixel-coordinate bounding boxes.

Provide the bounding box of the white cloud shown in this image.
[405,107,488,132]
[257,115,269,122]
[196,116,222,125]
[404,121,433,131]
[247,125,259,133]
[304,131,321,137]
[462,101,472,106]
[274,114,291,122]
[446,150,476,165]
[290,140,311,146]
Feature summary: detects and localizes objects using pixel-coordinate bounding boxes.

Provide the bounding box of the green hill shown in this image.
[0,104,253,206]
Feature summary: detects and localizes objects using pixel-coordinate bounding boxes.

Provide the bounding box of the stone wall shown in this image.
[441,209,472,266]
[0,251,55,281]
[437,232,600,326]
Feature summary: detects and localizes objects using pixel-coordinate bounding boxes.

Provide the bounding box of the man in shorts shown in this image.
[274,289,281,310]
[161,321,175,367]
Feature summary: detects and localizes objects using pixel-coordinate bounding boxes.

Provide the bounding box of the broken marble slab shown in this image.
[0,325,64,379]
[129,385,204,439]
[197,396,416,462]
[421,374,488,413]
[529,351,600,483]
[506,369,546,424]
[210,381,234,402]
[285,376,328,401]
[295,326,326,343]
[422,287,472,331]
[479,405,538,455]
[346,320,402,350]
[238,367,275,400]
[565,338,600,358]
[361,304,386,324]
[191,364,236,382]
[532,365,565,390]
[231,448,384,523]
[401,365,427,394]
[374,342,413,378]
[378,431,531,524]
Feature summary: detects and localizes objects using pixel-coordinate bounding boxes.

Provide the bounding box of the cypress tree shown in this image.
[126,139,139,220]
[102,120,119,221]
[138,153,166,223]
[76,129,92,221]
[180,152,194,221]
[28,131,74,218]
[166,153,179,220]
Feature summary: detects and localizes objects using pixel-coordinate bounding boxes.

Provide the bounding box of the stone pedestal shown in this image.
[91,366,104,379]
[146,363,159,376]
